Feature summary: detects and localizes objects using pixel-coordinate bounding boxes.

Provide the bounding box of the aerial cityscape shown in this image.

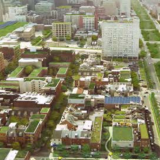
[0,0,160,160]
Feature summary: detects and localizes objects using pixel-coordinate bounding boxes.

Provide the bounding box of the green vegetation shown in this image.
[57,68,68,74]
[31,36,42,46]
[0,126,9,133]
[139,50,147,58]
[113,127,133,141]
[139,61,146,81]
[9,67,23,78]
[10,116,29,126]
[24,65,35,75]
[139,39,144,48]
[91,117,103,143]
[0,148,10,160]
[89,83,95,89]
[140,21,156,29]
[40,108,50,113]
[73,74,80,80]
[154,61,160,81]
[120,71,131,80]
[42,29,52,38]
[28,67,47,77]
[150,93,160,139]
[0,22,26,38]
[140,124,149,139]
[25,120,40,133]
[147,43,160,58]
[142,30,160,41]
[131,71,140,90]
[24,50,47,54]
[45,78,60,87]
[16,150,28,158]
[69,94,85,99]
[30,114,45,120]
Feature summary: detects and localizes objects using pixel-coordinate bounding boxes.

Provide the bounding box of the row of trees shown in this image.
[131,71,140,90]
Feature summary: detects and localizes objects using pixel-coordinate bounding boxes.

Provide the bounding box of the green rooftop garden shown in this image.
[91,117,103,143]
[120,71,131,79]
[24,77,45,81]
[15,150,28,158]
[30,114,45,120]
[28,67,47,77]
[57,5,71,9]
[69,94,85,99]
[57,68,68,75]
[9,67,24,78]
[25,120,40,133]
[45,78,60,88]
[40,108,50,113]
[113,126,133,141]
[0,148,11,160]
[0,22,27,38]
[89,83,95,90]
[49,62,70,65]
[114,115,126,119]
[0,126,9,133]
[0,85,19,89]
[24,50,48,54]
[140,124,149,139]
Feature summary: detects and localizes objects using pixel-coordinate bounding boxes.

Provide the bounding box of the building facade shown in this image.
[102,18,140,58]
[0,52,5,72]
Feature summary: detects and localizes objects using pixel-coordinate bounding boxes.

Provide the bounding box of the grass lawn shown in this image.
[9,67,24,78]
[91,117,103,143]
[142,30,160,41]
[113,126,133,141]
[57,68,68,74]
[40,108,50,113]
[140,21,156,29]
[140,124,149,139]
[0,22,26,37]
[139,14,151,21]
[30,114,45,120]
[147,43,160,58]
[154,61,160,81]
[0,148,11,160]
[120,71,131,79]
[28,67,47,77]
[25,120,40,133]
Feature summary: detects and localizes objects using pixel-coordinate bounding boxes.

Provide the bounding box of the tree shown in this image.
[20,118,28,125]
[53,56,60,62]
[139,50,146,58]
[123,153,132,159]
[52,36,57,41]
[66,36,71,41]
[46,120,55,128]
[139,39,144,48]
[24,65,35,75]
[41,41,46,49]
[92,35,98,41]
[138,153,146,159]
[143,147,149,153]
[62,85,67,92]
[12,142,21,150]
[149,152,158,160]
[82,144,90,153]
[134,146,140,153]
[0,142,4,148]
[25,144,33,152]
[10,116,20,123]
[74,37,78,41]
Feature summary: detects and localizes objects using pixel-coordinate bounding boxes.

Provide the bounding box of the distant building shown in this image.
[102,18,140,58]
[0,52,5,72]
[57,5,72,20]
[79,6,95,14]
[83,15,95,31]
[52,22,72,38]
[35,1,54,15]
[120,0,131,17]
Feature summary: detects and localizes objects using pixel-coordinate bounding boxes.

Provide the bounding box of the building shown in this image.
[102,18,140,58]
[57,5,72,20]
[120,0,131,17]
[35,1,54,15]
[52,22,72,38]
[0,52,5,72]
[83,15,95,31]
[79,6,95,14]
[112,126,134,148]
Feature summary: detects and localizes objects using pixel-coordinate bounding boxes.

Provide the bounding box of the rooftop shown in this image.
[25,120,40,133]
[45,78,60,88]
[113,126,133,141]
[57,68,68,75]
[69,94,85,99]
[140,124,149,139]
[40,108,50,114]
[9,67,23,78]
[0,126,9,133]
[91,117,103,143]
[28,67,47,77]
[30,114,45,120]
[0,148,11,160]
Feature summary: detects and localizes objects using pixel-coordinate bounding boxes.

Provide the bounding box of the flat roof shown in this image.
[9,67,23,78]
[69,94,85,99]
[105,97,141,104]
[25,120,40,133]
[28,67,47,77]
[113,126,133,141]
[57,68,68,75]
[140,124,149,139]
[0,126,9,133]
[0,148,11,160]
[30,114,45,120]
[40,108,50,113]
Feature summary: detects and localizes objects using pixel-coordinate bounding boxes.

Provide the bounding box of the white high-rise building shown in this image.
[120,0,131,17]
[102,18,140,58]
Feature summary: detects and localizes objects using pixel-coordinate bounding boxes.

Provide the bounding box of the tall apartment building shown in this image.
[0,52,5,72]
[35,1,54,15]
[52,22,72,38]
[83,15,95,31]
[57,5,72,20]
[120,0,131,17]
[102,18,140,58]
[79,6,95,14]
